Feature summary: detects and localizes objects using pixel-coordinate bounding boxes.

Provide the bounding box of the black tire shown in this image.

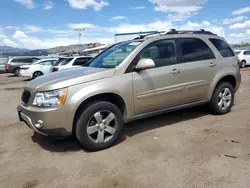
[75,101,124,151]
[33,71,43,79]
[209,82,234,115]
[241,60,246,68]
[13,68,20,76]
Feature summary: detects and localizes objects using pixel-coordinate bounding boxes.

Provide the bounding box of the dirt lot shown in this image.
[0,70,250,188]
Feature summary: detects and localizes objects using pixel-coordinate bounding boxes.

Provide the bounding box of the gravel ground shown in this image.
[0,70,250,188]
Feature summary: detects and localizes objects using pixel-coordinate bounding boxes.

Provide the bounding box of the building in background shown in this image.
[82,44,111,57]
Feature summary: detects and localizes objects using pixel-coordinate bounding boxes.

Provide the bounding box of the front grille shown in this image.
[21,91,31,104]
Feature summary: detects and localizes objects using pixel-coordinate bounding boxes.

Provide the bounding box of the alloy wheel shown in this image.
[218,88,232,110]
[86,110,117,144]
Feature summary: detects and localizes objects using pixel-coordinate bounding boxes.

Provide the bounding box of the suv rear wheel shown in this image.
[13,68,20,76]
[75,101,124,151]
[209,82,234,115]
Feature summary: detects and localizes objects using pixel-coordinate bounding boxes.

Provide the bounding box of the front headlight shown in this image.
[32,88,67,107]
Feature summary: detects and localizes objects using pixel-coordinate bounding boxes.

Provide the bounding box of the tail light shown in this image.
[5,63,11,67]
[21,67,29,70]
[52,67,59,72]
[237,60,241,67]
[237,60,241,72]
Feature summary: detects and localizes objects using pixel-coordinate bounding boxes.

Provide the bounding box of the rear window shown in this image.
[54,58,73,66]
[235,51,241,55]
[209,39,235,57]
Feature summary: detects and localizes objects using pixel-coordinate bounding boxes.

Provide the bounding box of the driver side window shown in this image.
[139,39,177,67]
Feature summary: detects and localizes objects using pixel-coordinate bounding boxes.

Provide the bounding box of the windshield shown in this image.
[235,51,241,55]
[89,41,142,68]
[54,58,73,66]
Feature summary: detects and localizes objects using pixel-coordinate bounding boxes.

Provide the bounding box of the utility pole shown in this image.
[74,28,85,54]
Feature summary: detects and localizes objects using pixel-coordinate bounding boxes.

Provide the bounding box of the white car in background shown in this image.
[52,56,93,72]
[235,50,250,68]
[20,58,57,79]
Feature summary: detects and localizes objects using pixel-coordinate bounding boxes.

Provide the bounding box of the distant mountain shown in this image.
[0,42,103,56]
[48,44,87,54]
[0,46,28,54]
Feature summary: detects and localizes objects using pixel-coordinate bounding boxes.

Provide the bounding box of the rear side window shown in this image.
[73,58,90,66]
[243,51,250,55]
[209,39,235,57]
[11,58,32,63]
[179,38,215,63]
[54,58,73,66]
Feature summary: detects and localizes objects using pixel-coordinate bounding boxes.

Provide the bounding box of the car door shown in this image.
[177,38,217,102]
[132,39,188,114]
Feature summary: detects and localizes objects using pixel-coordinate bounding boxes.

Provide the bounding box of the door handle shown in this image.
[170,69,181,74]
[209,62,216,67]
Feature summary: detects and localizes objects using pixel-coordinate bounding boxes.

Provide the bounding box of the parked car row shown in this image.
[3,56,93,79]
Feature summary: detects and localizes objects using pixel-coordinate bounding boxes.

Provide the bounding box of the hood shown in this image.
[26,67,115,91]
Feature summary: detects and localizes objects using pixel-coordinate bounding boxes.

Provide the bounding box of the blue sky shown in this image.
[0,0,250,49]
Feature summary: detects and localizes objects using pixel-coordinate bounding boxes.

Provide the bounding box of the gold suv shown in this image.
[17,30,241,151]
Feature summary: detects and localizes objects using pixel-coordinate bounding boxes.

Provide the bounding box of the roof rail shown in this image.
[166,29,216,35]
[133,31,166,40]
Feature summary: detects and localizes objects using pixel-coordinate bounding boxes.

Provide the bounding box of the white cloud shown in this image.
[0,34,6,39]
[14,0,35,9]
[246,29,250,35]
[44,1,54,10]
[130,6,146,10]
[232,6,250,16]
[68,0,108,11]
[12,30,112,49]
[3,39,18,48]
[229,20,250,29]
[67,23,97,29]
[110,16,127,21]
[148,0,207,15]
[223,16,247,25]
[24,25,43,33]
[228,33,245,38]
[13,30,29,39]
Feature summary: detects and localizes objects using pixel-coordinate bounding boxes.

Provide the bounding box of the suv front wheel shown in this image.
[209,82,234,115]
[75,101,124,151]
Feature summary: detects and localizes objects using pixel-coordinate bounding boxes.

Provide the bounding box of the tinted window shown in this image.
[73,58,89,66]
[40,60,53,66]
[209,39,234,57]
[180,38,215,63]
[23,58,33,63]
[243,51,250,55]
[11,58,33,63]
[54,58,73,66]
[139,39,176,67]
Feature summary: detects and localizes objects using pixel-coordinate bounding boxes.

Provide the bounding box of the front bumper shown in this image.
[17,105,71,137]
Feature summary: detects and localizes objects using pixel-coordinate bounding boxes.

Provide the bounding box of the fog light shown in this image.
[34,120,44,129]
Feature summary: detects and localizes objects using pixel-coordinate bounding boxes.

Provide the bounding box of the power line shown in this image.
[74,28,85,45]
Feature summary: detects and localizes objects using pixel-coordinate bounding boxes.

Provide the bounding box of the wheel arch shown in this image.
[72,93,127,133]
[209,74,237,100]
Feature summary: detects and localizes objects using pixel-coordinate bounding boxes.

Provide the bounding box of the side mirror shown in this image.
[135,58,155,71]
